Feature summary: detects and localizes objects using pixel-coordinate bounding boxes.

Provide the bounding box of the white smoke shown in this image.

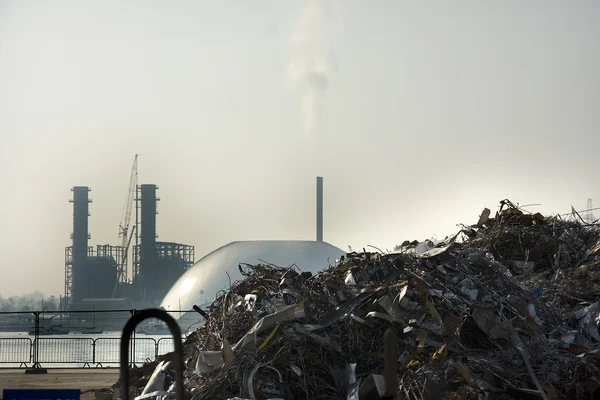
[285,0,340,137]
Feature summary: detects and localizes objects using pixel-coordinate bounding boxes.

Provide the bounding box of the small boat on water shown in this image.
[28,327,71,336]
[29,328,105,335]
[71,329,104,334]
[135,325,170,335]
[81,329,104,334]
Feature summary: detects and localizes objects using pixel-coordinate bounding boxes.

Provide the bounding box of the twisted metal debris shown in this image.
[121,201,600,400]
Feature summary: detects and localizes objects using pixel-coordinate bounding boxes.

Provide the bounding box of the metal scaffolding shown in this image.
[155,242,195,269]
[64,246,94,310]
[133,241,195,303]
[133,242,195,280]
[64,245,126,310]
[96,244,127,283]
[64,246,73,310]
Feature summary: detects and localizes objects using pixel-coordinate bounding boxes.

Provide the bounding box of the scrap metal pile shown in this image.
[123,200,600,399]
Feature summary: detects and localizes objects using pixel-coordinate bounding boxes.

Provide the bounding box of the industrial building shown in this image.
[64,156,195,315]
[160,176,345,317]
[161,240,345,312]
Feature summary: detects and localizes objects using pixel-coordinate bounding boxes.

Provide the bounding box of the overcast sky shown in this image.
[1,0,599,297]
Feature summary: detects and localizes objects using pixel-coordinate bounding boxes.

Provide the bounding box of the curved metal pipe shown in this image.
[119,309,184,400]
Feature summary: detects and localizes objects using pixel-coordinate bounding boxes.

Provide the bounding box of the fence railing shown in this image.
[0,337,179,368]
[0,308,205,369]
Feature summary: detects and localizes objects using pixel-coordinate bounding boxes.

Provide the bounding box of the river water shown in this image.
[0,331,178,368]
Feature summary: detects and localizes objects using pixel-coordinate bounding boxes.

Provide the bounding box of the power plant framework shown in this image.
[133,242,195,279]
[64,181,195,311]
[132,184,194,303]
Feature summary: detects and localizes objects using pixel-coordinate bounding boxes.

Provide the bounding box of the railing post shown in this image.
[25,311,47,374]
[92,338,96,364]
[33,311,39,367]
[129,309,136,368]
[28,338,33,366]
[155,339,159,361]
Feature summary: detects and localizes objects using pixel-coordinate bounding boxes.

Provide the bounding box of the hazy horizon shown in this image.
[1,0,599,297]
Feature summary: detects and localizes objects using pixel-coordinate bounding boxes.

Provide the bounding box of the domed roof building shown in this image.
[161,239,344,312]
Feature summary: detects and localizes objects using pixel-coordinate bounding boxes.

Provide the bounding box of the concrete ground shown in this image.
[0,369,119,400]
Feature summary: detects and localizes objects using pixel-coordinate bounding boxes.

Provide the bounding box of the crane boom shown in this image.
[119,154,138,248]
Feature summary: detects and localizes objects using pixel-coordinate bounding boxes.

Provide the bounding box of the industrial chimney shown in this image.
[70,186,91,302]
[139,184,159,300]
[316,176,323,242]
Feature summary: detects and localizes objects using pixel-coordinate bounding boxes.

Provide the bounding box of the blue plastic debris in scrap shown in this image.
[2,389,80,400]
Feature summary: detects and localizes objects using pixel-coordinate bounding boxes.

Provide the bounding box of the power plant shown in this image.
[63,157,331,320]
[63,156,195,313]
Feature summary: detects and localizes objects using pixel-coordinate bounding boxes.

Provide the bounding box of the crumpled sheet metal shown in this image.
[584,239,600,260]
[196,301,307,374]
[140,361,167,397]
[574,301,600,342]
[125,200,600,400]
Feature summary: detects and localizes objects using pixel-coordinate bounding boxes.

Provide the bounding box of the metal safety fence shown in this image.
[0,338,31,366]
[0,337,179,368]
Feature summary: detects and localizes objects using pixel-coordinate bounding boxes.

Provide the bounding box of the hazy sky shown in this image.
[1,0,599,297]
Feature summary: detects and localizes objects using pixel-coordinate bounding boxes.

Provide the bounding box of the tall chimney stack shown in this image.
[71,186,91,302]
[139,184,159,301]
[316,176,323,242]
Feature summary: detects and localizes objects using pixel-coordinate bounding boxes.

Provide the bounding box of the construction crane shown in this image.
[117,154,138,283]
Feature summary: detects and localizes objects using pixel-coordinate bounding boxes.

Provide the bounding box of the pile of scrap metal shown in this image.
[118,200,600,400]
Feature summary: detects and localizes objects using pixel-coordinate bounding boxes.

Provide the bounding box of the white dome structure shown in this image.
[160,240,345,312]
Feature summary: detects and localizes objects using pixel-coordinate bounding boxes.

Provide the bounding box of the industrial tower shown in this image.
[64,155,195,312]
[586,199,595,223]
[136,184,159,300]
[64,187,126,311]
[132,184,195,304]
[64,186,91,306]
[317,176,323,242]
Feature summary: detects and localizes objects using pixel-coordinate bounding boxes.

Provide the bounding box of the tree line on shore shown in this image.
[0,291,59,312]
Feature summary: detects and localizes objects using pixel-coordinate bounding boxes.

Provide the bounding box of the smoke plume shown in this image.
[285,0,340,137]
